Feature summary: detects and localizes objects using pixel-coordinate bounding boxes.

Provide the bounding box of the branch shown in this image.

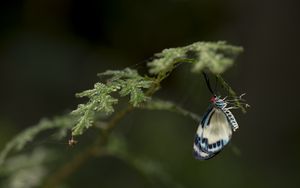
[42,106,132,188]
[216,75,248,113]
[141,99,201,122]
[43,76,162,187]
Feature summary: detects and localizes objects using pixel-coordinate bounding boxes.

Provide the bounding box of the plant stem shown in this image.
[43,144,101,188]
[216,75,247,113]
[43,73,166,187]
[43,105,134,188]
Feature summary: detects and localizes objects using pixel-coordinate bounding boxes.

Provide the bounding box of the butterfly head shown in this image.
[210,95,227,108]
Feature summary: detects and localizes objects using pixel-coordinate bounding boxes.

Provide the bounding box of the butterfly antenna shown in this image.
[202,72,214,95]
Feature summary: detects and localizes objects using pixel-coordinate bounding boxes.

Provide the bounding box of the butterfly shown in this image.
[193,73,248,160]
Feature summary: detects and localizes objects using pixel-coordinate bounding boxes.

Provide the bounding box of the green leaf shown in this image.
[98,68,141,81]
[0,147,54,188]
[71,83,119,135]
[216,75,248,112]
[118,79,152,107]
[99,68,153,106]
[0,116,74,166]
[72,68,153,136]
[148,41,243,75]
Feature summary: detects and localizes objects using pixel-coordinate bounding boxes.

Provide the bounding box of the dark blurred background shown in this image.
[0,0,299,187]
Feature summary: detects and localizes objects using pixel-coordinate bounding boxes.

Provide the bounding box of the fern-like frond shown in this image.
[99,68,153,106]
[98,68,142,81]
[0,116,74,166]
[118,79,152,107]
[72,68,153,136]
[0,147,53,188]
[148,41,243,75]
[71,83,119,135]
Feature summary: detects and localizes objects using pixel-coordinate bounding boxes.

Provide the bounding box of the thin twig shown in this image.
[43,145,101,188]
[216,75,247,113]
[43,105,133,188]
[43,74,165,187]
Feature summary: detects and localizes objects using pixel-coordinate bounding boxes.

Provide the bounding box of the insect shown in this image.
[68,136,78,147]
[193,73,248,160]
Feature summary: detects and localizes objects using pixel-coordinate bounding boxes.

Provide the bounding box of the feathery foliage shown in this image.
[71,68,153,136]
[99,68,153,106]
[148,41,243,75]
[0,41,245,187]
[0,116,74,166]
[0,147,53,188]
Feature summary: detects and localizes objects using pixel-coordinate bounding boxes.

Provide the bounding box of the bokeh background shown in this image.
[0,0,299,187]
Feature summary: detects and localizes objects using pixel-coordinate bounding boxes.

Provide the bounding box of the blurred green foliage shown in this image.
[0,41,243,187]
[1,0,299,188]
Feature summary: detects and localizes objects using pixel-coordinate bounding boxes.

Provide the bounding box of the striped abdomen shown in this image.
[221,107,239,131]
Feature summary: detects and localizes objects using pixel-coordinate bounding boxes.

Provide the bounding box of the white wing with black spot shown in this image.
[193,107,232,160]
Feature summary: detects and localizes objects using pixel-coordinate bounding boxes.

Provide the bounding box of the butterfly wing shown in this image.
[193,134,217,160]
[194,107,232,159]
[193,144,216,160]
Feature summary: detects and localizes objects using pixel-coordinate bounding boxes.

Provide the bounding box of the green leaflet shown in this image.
[71,83,119,135]
[0,147,53,188]
[0,116,74,166]
[148,41,243,75]
[72,68,153,136]
[99,68,153,106]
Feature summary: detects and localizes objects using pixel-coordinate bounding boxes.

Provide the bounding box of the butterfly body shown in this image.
[193,96,238,160]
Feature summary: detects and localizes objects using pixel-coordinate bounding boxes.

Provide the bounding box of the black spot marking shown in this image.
[194,136,201,145]
[201,108,213,126]
[207,110,215,125]
[193,151,200,158]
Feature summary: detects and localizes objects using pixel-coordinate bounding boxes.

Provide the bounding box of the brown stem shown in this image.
[43,105,134,188]
[43,71,169,187]
[43,145,99,188]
